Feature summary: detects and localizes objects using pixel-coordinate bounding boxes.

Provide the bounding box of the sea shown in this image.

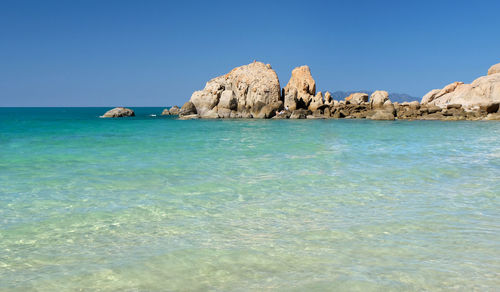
[0,107,499,291]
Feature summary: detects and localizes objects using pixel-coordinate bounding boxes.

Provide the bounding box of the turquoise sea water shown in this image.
[0,107,499,291]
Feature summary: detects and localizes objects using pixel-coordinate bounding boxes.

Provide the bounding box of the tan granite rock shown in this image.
[324,91,333,105]
[179,102,197,116]
[421,63,500,109]
[345,93,369,105]
[309,92,324,112]
[188,61,281,118]
[488,63,500,75]
[284,65,316,111]
[367,110,395,120]
[370,90,389,109]
[100,107,135,118]
[168,106,180,115]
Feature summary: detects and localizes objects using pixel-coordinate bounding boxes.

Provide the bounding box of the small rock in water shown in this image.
[100,107,135,118]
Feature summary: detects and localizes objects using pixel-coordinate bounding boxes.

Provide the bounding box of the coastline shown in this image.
[103,61,500,121]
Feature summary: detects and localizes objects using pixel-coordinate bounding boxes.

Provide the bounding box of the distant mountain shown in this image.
[328,90,419,103]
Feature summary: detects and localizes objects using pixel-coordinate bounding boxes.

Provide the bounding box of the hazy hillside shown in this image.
[329,90,419,103]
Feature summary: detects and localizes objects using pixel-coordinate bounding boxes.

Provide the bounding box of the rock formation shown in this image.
[178,61,500,121]
[186,61,281,119]
[345,93,369,105]
[290,109,310,119]
[168,106,180,115]
[283,66,316,111]
[421,63,500,109]
[309,92,324,112]
[324,91,333,106]
[179,101,197,116]
[369,91,389,109]
[488,63,500,75]
[100,107,135,118]
[161,106,181,115]
[367,110,395,120]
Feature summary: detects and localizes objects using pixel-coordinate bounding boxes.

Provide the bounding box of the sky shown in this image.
[1,0,499,107]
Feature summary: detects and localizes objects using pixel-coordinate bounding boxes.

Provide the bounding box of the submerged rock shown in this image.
[100,107,135,118]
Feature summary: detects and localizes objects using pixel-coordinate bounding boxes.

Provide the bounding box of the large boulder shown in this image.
[188,61,281,118]
[283,65,316,111]
[100,107,135,118]
[161,108,170,115]
[488,63,500,75]
[309,92,324,112]
[179,101,197,116]
[324,91,333,105]
[289,109,311,119]
[168,106,180,115]
[421,82,464,104]
[369,90,389,109]
[421,63,500,109]
[253,101,283,119]
[345,93,369,105]
[408,101,420,109]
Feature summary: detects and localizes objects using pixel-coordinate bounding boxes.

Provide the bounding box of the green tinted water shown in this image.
[0,108,499,291]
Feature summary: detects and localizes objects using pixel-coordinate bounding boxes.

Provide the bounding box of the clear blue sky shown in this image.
[1,0,499,107]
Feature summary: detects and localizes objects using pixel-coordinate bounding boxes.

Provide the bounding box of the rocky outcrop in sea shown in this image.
[161,106,180,116]
[177,61,500,120]
[179,61,282,119]
[100,107,135,118]
[102,62,500,120]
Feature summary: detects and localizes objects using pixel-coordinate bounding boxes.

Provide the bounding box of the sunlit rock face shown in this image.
[283,65,316,111]
[188,61,281,118]
[421,63,500,109]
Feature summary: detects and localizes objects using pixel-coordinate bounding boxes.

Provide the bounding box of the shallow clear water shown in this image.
[0,107,499,291]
